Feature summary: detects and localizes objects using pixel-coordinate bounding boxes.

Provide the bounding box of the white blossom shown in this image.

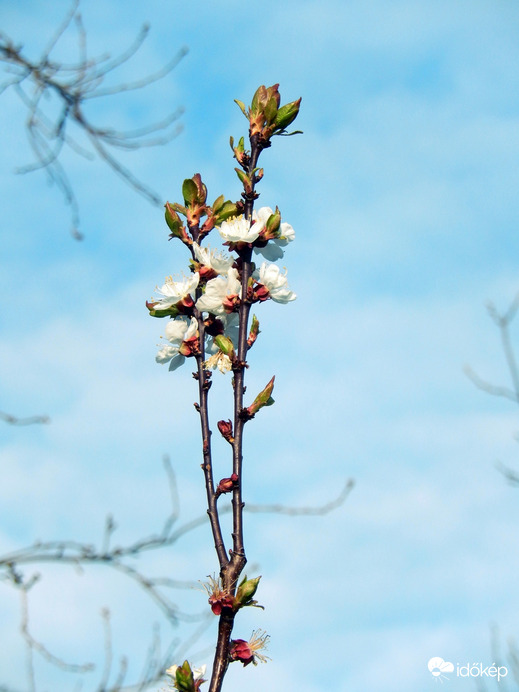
[153,273,199,311]
[253,206,295,261]
[196,268,241,316]
[218,215,263,244]
[192,243,234,275]
[165,315,197,343]
[205,351,233,373]
[155,316,198,371]
[254,262,296,303]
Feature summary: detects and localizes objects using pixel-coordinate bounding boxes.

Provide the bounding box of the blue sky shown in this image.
[2,0,519,690]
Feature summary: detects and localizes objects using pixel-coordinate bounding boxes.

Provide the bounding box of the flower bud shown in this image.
[217,419,234,442]
[216,473,238,494]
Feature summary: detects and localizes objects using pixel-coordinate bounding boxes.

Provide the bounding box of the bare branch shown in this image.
[469,293,519,486]
[0,1,186,237]
[246,479,355,516]
[463,366,519,403]
[86,46,188,99]
[19,582,94,679]
[97,608,114,692]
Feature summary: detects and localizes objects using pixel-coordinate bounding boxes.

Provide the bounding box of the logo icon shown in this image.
[428,657,454,682]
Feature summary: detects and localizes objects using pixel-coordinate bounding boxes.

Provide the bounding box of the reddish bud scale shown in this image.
[222,294,241,313]
[217,419,234,442]
[253,284,270,303]
[193,263,218,282]
[217,473,238,494]
[178,336,200,357]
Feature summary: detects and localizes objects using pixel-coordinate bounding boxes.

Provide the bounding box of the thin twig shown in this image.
[0,1,187,238]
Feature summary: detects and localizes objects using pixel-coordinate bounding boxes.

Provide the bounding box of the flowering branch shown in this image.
[148,84,301,692]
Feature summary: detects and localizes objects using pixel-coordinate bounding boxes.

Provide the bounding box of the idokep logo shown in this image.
[428,657,454,682]
[427,657,509,683]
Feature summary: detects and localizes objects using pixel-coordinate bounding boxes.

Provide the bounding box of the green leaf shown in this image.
[212,194,225,214]
[215,201,239,223]
[182,178,198,205]
[274,98,301,130]
[235,168,248,185]
[248,376,275,415]
[264,96,278,125]
[234,99,247,116]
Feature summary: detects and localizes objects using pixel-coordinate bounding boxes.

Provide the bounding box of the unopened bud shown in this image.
[217,473,238,494]
[217,419,234,442]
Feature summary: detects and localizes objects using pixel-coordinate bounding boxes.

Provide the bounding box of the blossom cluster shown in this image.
[148,206,296,373]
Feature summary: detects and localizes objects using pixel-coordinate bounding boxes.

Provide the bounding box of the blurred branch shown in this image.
[0,411,50,426]
[466,293,519,484]
[476,625,518,691]
[0,0,187,239]
[246,479,354,516]
[18,583,94,678]
[0,456,351,691]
